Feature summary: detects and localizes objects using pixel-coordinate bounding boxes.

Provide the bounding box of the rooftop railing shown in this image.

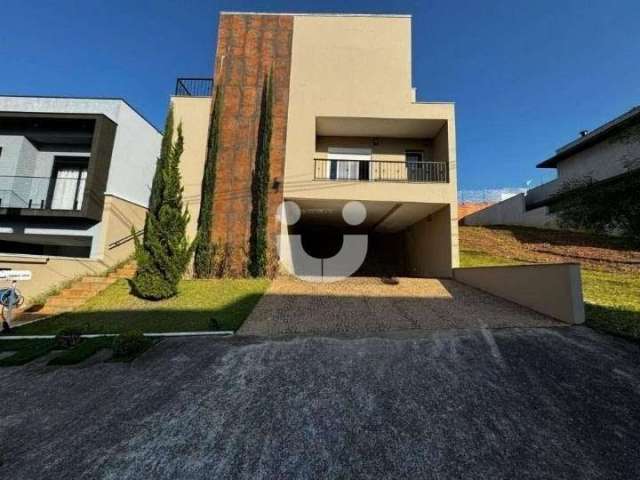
[174,78,214,97]
[314,159,449,183]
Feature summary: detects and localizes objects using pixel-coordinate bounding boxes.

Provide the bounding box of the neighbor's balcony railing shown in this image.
[174,78,213,97]
[314,159,449,183]
[0,175,85,211]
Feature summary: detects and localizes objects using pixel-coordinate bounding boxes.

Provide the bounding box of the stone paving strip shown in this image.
[239,275,561,336]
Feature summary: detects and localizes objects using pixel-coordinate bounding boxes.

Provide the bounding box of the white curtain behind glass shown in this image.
[327,148,372,180]
[51,169,86,210]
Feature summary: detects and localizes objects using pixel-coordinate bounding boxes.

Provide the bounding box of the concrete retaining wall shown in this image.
[0,195,146,302]
[462,193,558,229]
[453,263,584,325]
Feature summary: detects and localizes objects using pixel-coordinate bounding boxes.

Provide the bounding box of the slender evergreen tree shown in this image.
[145,106,174,233]
[194,85,223,278]
[248,71,274,277]
[132,123,195,299]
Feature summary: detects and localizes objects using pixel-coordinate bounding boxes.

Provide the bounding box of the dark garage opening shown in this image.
[297,225,408,277]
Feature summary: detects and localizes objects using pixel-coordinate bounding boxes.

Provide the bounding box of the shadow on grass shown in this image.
[585,303,640,341]
[490,225,640,252]
[12,293,265,335]
[0,336,161,367]
[0,339,55,367]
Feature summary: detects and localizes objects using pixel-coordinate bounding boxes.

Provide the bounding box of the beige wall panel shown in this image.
[284,16,458,205]
[453,263,585,325]
[171,96,212,241]
[403,205,453,277]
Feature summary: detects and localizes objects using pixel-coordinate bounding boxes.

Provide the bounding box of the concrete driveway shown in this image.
[240,276,560,336]
[1,327,639,479]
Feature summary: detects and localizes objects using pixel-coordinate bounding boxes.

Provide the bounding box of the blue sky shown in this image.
[1,0,639,191]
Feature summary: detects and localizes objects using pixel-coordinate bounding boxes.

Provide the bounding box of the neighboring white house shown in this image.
[464,105,640,230]
[0,96,161,300]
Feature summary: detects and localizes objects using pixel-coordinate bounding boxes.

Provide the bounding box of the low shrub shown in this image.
[55,328,83,349]
[112,330,152,361]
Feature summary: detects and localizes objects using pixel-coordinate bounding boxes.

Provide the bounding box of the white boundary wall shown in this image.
[462,193,559,229]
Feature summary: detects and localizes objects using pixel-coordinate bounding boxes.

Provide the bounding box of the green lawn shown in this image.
[13,278,270,335]
[460,250,640,340]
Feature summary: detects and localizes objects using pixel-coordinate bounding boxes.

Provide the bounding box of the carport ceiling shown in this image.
[316,117,445,139]
[290,198,446,233]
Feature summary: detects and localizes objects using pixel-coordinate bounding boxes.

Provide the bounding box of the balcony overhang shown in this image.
[316,116,445,139]
[288,198,447,233]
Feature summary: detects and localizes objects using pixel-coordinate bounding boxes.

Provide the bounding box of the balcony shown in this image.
[0,175,87,211]
[174,78,213,97]
[314,159,449,183]
[0,112,117,221]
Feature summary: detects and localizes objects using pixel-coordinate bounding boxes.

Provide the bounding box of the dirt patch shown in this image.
[460,226,640,273]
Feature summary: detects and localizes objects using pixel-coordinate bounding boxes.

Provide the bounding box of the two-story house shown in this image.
[0,96,161,300]
[464,105,640,230]
[173,12,459,279]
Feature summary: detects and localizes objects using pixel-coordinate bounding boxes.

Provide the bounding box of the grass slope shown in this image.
[14,278,270,335]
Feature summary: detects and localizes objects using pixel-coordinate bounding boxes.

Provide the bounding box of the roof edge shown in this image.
[537,105,640,169]
[220,11,411,18]
[0,94,162,134]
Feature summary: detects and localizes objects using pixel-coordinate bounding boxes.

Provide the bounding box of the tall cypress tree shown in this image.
[248,71,274,277]
[132,123,195,299]
[145,105,174,233]
[194,85,223,278]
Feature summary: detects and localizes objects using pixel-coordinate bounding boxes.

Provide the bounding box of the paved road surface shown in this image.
[1,327,639,479]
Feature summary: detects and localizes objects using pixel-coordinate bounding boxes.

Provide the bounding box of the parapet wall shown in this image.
[453,263,585,325]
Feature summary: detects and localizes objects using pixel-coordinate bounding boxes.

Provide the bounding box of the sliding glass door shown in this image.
[49,157,89,210]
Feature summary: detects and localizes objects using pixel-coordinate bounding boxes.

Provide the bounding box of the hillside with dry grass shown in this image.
[460,226,640,273]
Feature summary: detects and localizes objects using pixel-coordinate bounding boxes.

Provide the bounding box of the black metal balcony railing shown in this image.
[314,159,449,183]
[0,175,86,211]
[174,78,213,97]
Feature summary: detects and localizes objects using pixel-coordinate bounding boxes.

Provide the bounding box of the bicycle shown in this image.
[1,283,24,330]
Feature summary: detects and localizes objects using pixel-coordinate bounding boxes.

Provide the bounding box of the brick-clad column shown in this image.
[210,14,293,275]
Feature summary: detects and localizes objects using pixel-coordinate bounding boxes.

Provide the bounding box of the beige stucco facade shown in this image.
[171,96,212,241]
[281,15,458,276]
[175,13,459,278]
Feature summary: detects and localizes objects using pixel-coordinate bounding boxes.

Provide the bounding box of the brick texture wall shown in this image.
[210,14,293,275]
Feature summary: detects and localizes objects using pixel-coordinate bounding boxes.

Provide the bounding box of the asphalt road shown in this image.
[1,327,639,479]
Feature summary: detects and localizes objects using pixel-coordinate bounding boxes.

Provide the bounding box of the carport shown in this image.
[279,198,455,279]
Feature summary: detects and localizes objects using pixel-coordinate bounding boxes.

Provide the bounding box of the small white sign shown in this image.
[0,270,32,281]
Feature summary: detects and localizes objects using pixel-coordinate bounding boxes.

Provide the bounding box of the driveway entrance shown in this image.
[239,276,561,336]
